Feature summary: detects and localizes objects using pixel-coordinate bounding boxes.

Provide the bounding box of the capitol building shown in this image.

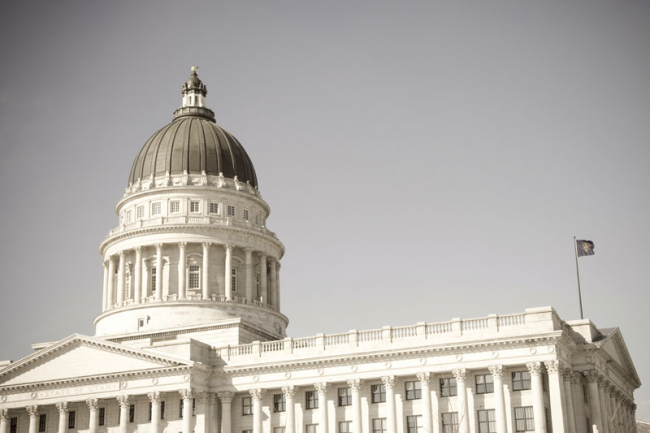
[0,69,640,433]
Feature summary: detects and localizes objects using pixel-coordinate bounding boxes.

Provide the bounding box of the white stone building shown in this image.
[0,68,640,433]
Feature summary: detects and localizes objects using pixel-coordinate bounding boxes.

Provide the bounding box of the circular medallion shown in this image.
[547,346,555,353]
[253,376,260,382]
[152,378,159,385]
[183,375,190,382]
[31,392,37,399]
[0,395,6,402]
[317,369,324,376]
[351,366,358,372]
[285,372,292,379]
[385,362,392,369]
[420,359,427,365]
[455,354,463,362]
[529,348,537,355]
[120,381,128,389]
[492,351,499,359]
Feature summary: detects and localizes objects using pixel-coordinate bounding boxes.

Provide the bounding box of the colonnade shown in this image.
[101,243,281,312]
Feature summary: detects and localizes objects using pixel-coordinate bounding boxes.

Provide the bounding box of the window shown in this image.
[170,201,180,214]
[441,413,458,433]
[137,205,144,219]
[151,267,157,294]
[405,381,422,400]
[98,409,105,426]
[406,416,422,433]
[189,265,200,289]
[152,202,161,216]
[339,421,352,433]
[231,268,237,292]
[273,394,286,412]
[130,404,135,423]
[161,401,165,420]
[440,377,457,397]
[227,205,235,217]
[371,384,386,403]
[243,209,249,221]
[255,214,260,225]
[477,410,496,433]
[338,387,352,406]
[190,201,200,213]
[180,399,183,418]
[242,397,253,415]
[372,419,387,433]
[10,418,17,433]
[256,274,261,299]
[138,318,145,329]
[475,374,494,394]
[68,411,76,429]
[306,425,318,433]
[126,210,132,223]
[306,391,319,409]
[514,407,534,432]
[512,371,531,391]
[209,203,219,214]
[38,414,46,433]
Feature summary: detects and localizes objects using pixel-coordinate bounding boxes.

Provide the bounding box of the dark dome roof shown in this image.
[128,116,258,187]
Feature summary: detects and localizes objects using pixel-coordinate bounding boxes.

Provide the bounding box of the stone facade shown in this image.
[0,69,640,433]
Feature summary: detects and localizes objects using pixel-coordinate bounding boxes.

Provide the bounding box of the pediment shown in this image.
[0,334,192,387]
[596,328,641,387]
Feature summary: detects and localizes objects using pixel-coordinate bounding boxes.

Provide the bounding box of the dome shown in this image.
[128,68,258,187]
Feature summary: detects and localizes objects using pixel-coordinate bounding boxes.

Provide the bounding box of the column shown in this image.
[196,392,210,433]
[202,242,211,300]
[134,246,142,303]
[102,261,109,310]
[526,362,547,433]
[148,392,162,433]
[283,386,298,433]
[0,409,9,433]
[155,243,163,300]
[631,403,638,433]
[269,258,277,308]
[451,369,469,433]
[250,389,266,433]
[180,389,194,433]
[609,390,619,432]
[604,385,615,433]
[489,365,507,433]
[597,378,610,433]
[56,402,68,433]
[26,406,39,433]
[315,383,329,433]
[544,361,567,433]
[559,368,577,433]
[117,395,132,433]
[348,379,364,433]
[276,262,281,311]
[224,244,233,301]
[208,393,218,433]
[178,242,187,299]
[259,254,268,305]
[87,399,99,433]
[382,376,396,433]
[117,251,126,304]
[570,372,588,433]
[244,248,254,303]
[416,373,432,433]
[218,392,235,433]
[584,371,603,433]
[107,257,116,308]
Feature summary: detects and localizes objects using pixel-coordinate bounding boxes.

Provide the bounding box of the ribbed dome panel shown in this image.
[129,117,258,187]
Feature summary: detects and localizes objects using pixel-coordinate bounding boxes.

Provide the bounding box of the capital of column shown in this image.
[243,247,254,253]
[597,375,609,389]
[224,244,234,252]
[208,393,218,405]
[26,406,39,417]
[148,392,162,404]
[135,245,142,254]
[488,365,504,378]
[416,372,431,385]
[117,395,132,408]
[314,382,330,394]
[178,242,187,250]
[218,392,235,404]
[526,361,543,376]
[381,376,395,389]
[570,371,583,384]
[544,360,561,374]
[118,251,125,259]
[0,409,9,422]
[258,253,267,260]
[202,242,212,249]
[452,368,467,382]
[179,389,194,400]
[559,366,573,381]
[282,386,298,397]
[347,379,364,391]
[103,261,108,269]
[155,243,163,252]
[55,401,69,414]
[631,403,637,413]
[583,370,600,383]
[249,388,266,401]
[86,399,99,411]
[195,392,210,405]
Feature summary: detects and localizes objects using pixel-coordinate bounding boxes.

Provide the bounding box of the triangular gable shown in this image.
[0,334,193,387]
[596,328,641,387]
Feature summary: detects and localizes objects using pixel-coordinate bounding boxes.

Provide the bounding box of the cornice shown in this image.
[99,223,285,258]
[221,333,564,377]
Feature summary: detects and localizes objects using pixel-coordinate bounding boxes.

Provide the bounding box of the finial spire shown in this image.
[191,65,199,74]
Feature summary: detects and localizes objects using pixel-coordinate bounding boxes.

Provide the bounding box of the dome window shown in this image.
[126,210,133,223]
[243,209,249,221]
[190,201,200,213]
[188,265,200,290]
[170,201,180,214]
[231,268,237,292]
[151,202,161,216]
[209,203,219,214]
[136,205,144,220]
[227,205,236,217]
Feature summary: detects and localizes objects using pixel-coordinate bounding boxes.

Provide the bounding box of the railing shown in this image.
[220,310,539,360]
[104,292,279,313]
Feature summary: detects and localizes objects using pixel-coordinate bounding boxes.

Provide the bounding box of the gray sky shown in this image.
[1,0,649,420]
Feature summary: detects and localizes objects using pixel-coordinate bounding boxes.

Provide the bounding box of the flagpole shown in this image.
[573,236,584,320]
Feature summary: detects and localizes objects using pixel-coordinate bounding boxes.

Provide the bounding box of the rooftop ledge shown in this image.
[218,306,591,364]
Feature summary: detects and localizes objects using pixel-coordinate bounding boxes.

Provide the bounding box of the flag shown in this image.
[576,240,595,257]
